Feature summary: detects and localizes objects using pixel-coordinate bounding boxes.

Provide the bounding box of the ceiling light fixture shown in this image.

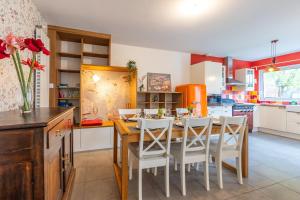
[266,39,280,72]
[178,0,215,17]
[92,74,100,82]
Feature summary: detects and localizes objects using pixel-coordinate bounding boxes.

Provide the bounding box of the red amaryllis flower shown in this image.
[22,58,45,71]
[24,38,50,55]
[3,33,25,54]
[0,39,10,59]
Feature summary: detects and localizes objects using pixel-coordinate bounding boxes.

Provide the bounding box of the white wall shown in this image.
[111,43,191,90]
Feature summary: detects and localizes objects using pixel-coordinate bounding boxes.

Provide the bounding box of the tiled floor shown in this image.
[71,132,300,200]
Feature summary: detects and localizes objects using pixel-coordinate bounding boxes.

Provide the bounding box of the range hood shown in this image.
[225,57,245,86]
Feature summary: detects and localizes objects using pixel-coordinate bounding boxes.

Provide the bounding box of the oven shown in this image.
[207,95,222,106]
[232,104,254,132]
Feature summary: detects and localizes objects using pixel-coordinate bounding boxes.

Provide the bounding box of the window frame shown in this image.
[259,64,300,102]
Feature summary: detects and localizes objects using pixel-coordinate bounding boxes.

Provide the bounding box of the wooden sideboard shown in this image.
[0,107,75,200]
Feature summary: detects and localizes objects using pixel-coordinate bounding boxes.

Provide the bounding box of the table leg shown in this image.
[113,125,118,164]
[121,135,129,200]
[242,126,249,177]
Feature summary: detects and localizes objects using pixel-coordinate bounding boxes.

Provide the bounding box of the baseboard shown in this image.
[257,127,300,140]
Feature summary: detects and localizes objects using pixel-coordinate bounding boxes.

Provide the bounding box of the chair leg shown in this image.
[138,167,143,200]
[129,157,133,180]
[204,161,210,191]
[174,159,178,171]
[180,162,186,196]
[216,157,223,189]
[165,160,170,197]
[153,167,157,176]
[196,163,200,171]
[236,157,243,184]
[187,164,191,172]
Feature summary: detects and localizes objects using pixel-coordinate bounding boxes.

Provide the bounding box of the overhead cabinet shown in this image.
[190,61,225,94]
[235,68,255,91]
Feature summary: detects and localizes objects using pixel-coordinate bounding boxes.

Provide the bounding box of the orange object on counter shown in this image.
[175,84,208,117]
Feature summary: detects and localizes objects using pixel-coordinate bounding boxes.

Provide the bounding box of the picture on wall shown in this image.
[147,73,171,92]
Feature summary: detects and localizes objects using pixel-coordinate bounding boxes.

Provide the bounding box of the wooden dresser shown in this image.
[0,107,75,200]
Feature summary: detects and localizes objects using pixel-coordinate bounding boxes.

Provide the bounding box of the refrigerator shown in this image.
[175,84,208,117]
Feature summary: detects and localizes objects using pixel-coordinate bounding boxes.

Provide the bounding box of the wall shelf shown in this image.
[48,25,111,125]
[58,52,81,58]
[137,91,183,115]
[83,52,108,58]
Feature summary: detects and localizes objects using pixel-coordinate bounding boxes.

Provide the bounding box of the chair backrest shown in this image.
[118,109,141,119]
[144,109,159,115]
[176,108,189,117]
[138,118,174,159]
[218,116,247,153]
[181,117,213,156]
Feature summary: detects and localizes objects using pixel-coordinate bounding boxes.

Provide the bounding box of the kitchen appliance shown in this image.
[225,57,245,86]
[232,104,254,132]
[175,84,208,117]
[207,94,222,106]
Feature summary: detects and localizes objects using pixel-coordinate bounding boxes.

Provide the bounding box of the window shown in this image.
[259,65,300,101]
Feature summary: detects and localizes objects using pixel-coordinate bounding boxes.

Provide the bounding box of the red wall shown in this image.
[191,52,300,102]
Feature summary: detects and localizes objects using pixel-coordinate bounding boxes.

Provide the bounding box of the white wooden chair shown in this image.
[144,109,159,115]
[209,116,247,189]
[171,117,213,195]
[128,118,174,200]
[118,109,141,119]
[176,108,188,117]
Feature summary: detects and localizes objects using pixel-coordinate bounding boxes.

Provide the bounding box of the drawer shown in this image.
[0,129,34,154]
[47,119,65,148]
[286,121,300,134]
[47,113,73,149]
[286,112,300,123]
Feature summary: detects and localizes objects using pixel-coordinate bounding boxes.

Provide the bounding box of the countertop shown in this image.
[0,107,74,131]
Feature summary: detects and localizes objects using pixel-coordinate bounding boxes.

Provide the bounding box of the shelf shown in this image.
[58,87,80,90]
[138,91,181,94]
[58,52,81,58]
[57,97,80,100]
[58,69,80,73]
[83,52,108,58]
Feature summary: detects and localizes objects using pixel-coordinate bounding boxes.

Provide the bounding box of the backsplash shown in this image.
[0,0,46,111]
[222,90,247,103]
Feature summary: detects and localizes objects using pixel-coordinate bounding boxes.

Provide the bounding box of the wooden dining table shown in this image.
[113,119,248,200]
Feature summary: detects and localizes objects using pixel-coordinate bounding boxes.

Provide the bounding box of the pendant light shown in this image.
[266,39,280,72]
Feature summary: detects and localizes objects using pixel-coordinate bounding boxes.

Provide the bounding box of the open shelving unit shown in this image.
[48,25,111,126]
[137,91,183,115]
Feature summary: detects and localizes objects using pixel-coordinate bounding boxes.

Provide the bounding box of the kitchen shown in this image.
[1,1,300,200]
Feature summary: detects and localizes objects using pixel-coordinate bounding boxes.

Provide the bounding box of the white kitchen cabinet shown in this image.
[286,112,300,134]
[235,68,255,91]
[253,105,260,128]
[208,106,232,118]
[190,61,225,94]
[258,105,286,132]
[73,127,113,152]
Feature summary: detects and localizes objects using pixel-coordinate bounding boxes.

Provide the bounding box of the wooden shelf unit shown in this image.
[48,25,111,126]
[137,91,183,115]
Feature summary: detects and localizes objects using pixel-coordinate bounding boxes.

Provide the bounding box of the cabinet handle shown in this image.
[62,154,69,161]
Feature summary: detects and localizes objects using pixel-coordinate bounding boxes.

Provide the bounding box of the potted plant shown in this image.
[126,60,137,83]
[187,105,194,116]
[0,33,49,113]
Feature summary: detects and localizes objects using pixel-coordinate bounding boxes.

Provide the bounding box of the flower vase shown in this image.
[20,88,32,114]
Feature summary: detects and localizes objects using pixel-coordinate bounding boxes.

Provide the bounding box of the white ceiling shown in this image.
[33,0,300,60]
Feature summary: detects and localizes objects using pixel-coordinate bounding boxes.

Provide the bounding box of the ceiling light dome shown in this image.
[178,0,216,17]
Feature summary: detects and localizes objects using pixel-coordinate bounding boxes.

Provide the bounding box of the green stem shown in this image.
[27,54,36,90]
[12,54,26,98]
[16,50,27,95]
